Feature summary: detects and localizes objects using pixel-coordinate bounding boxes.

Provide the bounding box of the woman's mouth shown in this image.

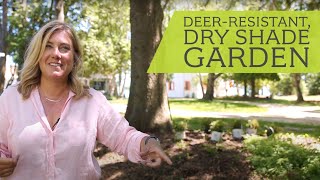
[49,62,62,67]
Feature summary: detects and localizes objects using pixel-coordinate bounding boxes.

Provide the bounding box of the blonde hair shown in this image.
[18,20,90,100]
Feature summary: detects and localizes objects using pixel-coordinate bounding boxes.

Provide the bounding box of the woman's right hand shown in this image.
[0,157,17,177]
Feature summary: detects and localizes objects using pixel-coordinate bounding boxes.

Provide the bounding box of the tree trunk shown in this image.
[198,73,205,98]
[125,0,171,133]
[111,75,118,97]
[203,73,222,100]
[0,0,8,93]
[236,83,240,96]
[203,73,214,100]
[293,73,304,102]
[243,79,247,97]
[22,0,27,10]
[56,0,64,21]
[120,71,127,97]
[250,77,255,98]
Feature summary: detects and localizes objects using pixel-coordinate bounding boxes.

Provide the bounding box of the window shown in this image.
[184,81,190,91]
[93,81,105,90]
[168,81,174,90]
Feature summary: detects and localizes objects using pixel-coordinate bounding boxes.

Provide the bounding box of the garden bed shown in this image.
[95,130,320,179]
[96,131,263,179]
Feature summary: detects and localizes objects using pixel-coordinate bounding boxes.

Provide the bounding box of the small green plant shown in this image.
[201,119,212,133]
[176,140,188,150]
[246,119,260,129]
[272,126,284,134]
[173,121,187,132]
[210,120,225,132]
[232,120,242,129]
[203,144,217,156]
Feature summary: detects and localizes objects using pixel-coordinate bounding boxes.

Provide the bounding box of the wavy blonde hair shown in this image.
[18,20,90,100]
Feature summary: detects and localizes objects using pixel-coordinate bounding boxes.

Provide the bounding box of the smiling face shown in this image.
[39,30,74,83]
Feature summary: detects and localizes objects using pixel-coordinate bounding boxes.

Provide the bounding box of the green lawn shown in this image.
[110,96,320,106]
[168,99,267,112]
[109,98,128,104]
[109,98,268,112]
[110,97,320,114]
[221,96,320,106]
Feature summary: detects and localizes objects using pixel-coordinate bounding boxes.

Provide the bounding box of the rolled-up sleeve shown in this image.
[96,93,148,163]
[0,89,11,158]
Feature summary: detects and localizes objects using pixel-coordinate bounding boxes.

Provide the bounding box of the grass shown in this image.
[109,97,320,116]
[109,98,267,112]
[221,96,320,106]
[109,98,128,104]
[168,99,267,112]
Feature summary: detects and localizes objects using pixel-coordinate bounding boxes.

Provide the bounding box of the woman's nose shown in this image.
[53,47,62,59]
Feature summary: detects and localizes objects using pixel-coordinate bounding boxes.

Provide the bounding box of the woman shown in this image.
[0,20,172,179]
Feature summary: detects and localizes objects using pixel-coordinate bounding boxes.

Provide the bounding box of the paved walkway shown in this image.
[111,102,320,125]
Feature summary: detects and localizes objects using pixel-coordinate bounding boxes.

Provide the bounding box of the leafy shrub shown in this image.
[244,137,320,179]
[271,126,284,134]
[173,120,187,132]
[246,119,259,129]
[302,156,320,179]
[209,120,225,132]
[232,120,242,129]
[201,119,212,133]
[307,73,320,95]
[275,75,294,95]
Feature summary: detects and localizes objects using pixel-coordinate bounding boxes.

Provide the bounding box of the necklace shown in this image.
[44,96,62,103]
[39,87,66,103]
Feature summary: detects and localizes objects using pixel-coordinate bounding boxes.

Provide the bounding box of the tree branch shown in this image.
[204,0,210,7]
[162,0,170,11]
[214,73,223,80]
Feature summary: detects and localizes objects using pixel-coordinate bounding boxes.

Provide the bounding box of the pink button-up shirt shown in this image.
[0,85,148,180]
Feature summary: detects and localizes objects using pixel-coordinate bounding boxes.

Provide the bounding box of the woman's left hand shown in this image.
[140,137,172,167]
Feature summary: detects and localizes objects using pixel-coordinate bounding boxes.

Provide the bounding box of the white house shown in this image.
[80,71,131,98]
[166,73,271,99]
[167,73,203,99]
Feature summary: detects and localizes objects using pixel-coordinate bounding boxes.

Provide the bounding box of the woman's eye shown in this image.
[59,46,70,53]
[45,44,52,48]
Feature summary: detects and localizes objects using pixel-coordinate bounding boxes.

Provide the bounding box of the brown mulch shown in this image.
[95,131,262,180]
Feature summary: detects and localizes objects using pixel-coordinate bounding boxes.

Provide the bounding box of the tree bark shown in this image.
[56,0,65,22]
[119,71,127,97]
[250,77,255,98]
[203,73,222,100]
[293,73,304,102]
[111,75,118,97]
[198,73,204,98]
[0,0,8,93]
[125,0,171,133]
[243,79,247,97]
[203,73,215,100]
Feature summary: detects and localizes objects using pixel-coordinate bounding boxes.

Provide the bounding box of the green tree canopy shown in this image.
[77,0,130,77]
